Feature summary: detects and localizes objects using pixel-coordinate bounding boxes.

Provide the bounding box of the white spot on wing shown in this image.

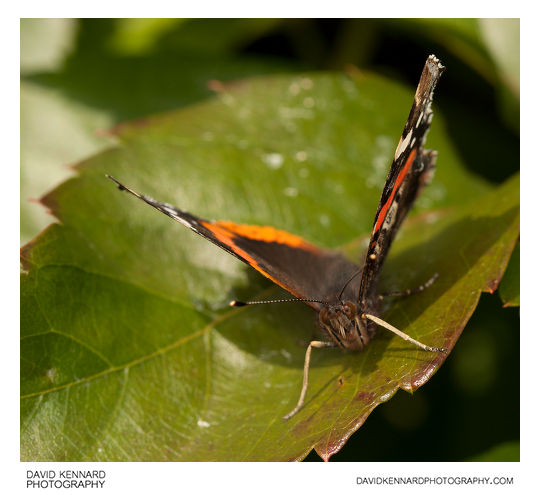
[161,204,196,229]
[394,129,412,159]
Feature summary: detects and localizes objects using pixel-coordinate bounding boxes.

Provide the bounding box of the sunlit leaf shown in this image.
[21,71,518,461]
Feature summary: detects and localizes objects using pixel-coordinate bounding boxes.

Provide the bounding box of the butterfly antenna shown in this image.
[338,269,363,301]
[230,298,329,307]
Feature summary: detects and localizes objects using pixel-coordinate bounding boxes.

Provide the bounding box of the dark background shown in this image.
[21,18,519,461]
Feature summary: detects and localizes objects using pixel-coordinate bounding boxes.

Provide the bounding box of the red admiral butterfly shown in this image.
[108,55,447,421]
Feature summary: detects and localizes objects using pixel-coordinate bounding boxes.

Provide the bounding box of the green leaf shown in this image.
[20,19,113,245]
[389,18,519,131]
[138,18,282,55]
[20,19,296,245]
[21,71,518,461]
[466,441,519,462]
[391,19,518,93]
[477,19,520,99]
[499,242,520,307]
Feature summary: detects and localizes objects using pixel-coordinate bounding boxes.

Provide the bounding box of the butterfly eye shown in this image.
[320,307,331,325]
[343,301,357,318]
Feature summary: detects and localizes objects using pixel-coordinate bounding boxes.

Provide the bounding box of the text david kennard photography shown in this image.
[26,470,106,489]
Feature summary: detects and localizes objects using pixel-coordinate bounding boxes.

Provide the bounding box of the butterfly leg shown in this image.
[364,314,447,353]
[282,340,337,421]
[380,273,439,299]
[295,328,324,347]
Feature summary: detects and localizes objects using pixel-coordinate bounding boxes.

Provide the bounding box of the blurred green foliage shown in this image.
[499,242,520,307]
[21,18,519,461]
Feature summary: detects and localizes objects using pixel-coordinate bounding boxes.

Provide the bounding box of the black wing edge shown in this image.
[358,55,445,310]
[106,175,245,262]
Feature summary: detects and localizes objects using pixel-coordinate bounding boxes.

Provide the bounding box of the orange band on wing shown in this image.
[200,220,314,293]
[214,221,317,249]
[372,148,417,238]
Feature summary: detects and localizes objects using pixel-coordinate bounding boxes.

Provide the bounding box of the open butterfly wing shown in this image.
[358,55,445,309]
[107,176,360,311]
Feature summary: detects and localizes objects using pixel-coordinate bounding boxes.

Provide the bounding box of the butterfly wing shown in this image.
[107,175,359,311]
[358,55,445,310]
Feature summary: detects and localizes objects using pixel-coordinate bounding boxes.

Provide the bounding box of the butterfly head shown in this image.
[318,300,377,351]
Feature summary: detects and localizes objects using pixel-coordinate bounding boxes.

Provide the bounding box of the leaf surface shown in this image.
[21,71,518,461]
[499,243,520,308]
